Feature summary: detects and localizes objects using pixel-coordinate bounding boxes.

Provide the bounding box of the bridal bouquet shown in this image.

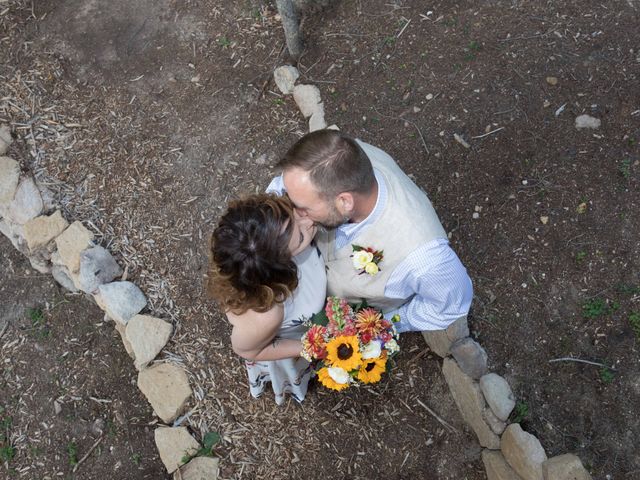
[301,296,400,391]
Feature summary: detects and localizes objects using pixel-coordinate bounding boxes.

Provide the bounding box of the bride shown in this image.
[206,193,326,404]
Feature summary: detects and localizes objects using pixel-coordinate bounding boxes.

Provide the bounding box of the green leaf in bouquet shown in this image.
[352,244,365,252]
[309,308,329,326]
[350,298,369,312]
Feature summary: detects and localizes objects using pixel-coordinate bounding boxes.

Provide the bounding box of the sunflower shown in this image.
[325,335,362,371]
[317,367,350,391]
[357,355,387,384]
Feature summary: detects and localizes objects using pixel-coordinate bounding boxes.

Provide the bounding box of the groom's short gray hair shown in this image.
[277,130,375,199]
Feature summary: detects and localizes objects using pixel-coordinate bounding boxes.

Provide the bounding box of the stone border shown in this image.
[1,68,594,479]
[1,137,217,479]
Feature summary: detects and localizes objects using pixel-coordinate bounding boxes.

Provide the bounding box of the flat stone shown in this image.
[126,314,173,370]
[545,76,558,86]
[7,177,43,224]
[483,407,507,435]
[95,281,146,325]
[482,450,522,480]
[451,337,488,379]
[542,454,592,480]
[273,65,299,94]
[154,426,200,474]
[29,255,51,274]
[575,114,601,130]
[23,210,69,252]
[0,219,28,253]
[0,125,11,155]
[0,156,20,205]
[51,265,78,292]
[309,105,327,132]
[78,245,123,293]
[442,357,500,449]
[480,373,516,421]
[174,456,220,480]
[138,363,192,423]
[501,423,547,480]
[293,84,322,118]
[114,319,135,359]
[55,221,94,273]
[422,316,469,357]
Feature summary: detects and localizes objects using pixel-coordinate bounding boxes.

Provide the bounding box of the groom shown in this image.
[268,129,472,333]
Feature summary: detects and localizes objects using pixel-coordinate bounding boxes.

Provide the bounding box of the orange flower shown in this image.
[355,308,389,344]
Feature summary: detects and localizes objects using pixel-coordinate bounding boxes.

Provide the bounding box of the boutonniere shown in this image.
[351,244,384,276]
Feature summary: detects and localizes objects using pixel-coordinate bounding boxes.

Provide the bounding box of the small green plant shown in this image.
[131,452,142,466]
[383,36,396,46]
[273,98,285,106]
[599,367,614,384]
[575,250,587,263]
[27,307,44,325]
[67,442,78,466]
[217,36,231,48]
[250,8,262,20]
[0,413,15,464]
[619,159,632,179]
[629,312,640,340]
[443,17,457,27]
[511,401,529,423]
[181,431,220,464]
[581,298,608,319]
[469,40,481,51]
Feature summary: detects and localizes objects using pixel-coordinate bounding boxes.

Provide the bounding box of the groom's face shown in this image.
[283,167,347,229]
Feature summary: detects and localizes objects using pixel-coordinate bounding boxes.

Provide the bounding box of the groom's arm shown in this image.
[384,239,473,333]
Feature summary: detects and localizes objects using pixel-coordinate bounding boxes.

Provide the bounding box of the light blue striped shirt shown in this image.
[267,173,473,332]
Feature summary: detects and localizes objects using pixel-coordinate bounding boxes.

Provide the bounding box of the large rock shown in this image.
[126,314,173,370]
[0,156,20,205]
[309,106,327,132]
[293,84,322,118]
[482,450,522,480]
[483,407,507,435]
[542,454,592,480]
[273,65,299,94]
[0,125,12,155]
[114,319,135,359]
[422,315,469,357]
[174,456,219,480]
[451,337,488,379]
[23,210,69,252]
[0,219,27,253]
[442,357,500,449]
[51,264,78,292]
[138,362,192,423]
[94,281,146,325]
[501,424,547,480]
[480,373,516,421]
[55,221,94,273]
[154,427,200,474]
[6,177,43,224]
[78,245,123,293]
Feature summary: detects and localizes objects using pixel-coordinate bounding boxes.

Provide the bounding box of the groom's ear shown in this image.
[335,192,355,213]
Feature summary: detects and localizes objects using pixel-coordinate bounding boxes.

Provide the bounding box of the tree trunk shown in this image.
[276,0,303,60]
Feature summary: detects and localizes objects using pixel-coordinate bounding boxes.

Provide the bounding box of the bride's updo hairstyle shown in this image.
[206,193,299,314]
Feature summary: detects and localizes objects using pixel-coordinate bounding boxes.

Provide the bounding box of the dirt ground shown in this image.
[1,0,639,479]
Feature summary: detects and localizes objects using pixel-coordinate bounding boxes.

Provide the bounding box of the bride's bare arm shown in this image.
[227,305,303,361]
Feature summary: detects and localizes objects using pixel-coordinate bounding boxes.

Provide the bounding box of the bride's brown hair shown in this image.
[205,194,298,314]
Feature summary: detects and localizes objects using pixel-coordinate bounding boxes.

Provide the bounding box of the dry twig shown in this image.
[72,436,104,473]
